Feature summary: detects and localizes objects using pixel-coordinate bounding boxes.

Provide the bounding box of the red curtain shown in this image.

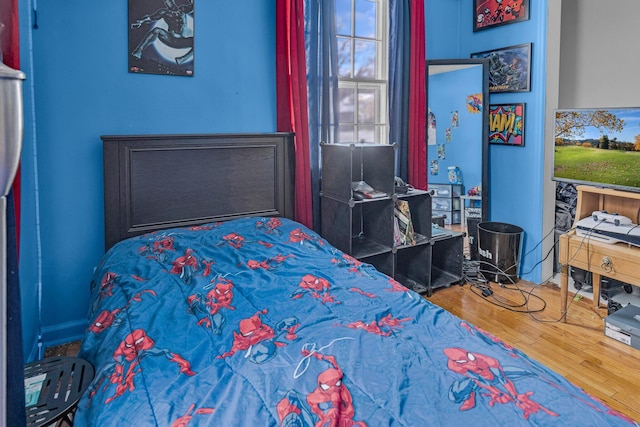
[275,0,313,228]
[408,0,427,190]
[0,0,21,241]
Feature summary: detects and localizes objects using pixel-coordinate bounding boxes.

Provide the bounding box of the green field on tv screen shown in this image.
[554,145,640,188]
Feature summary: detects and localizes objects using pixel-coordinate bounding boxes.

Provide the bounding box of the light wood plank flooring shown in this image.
[426,279,640,423]
[44,340,82,358]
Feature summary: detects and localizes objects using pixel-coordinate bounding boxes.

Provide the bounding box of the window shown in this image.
[335,0,388,144]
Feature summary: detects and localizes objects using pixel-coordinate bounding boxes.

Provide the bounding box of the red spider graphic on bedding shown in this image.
[255,217,283,235]
[188,277,235,334]
[385,277,409,293]
[291,274,341,304]
[331,252,372,278]
[171,403,215,427]
[222,232,245,249]
[89,289,157,334]
[218,309,299,364]
[289,228,325,250]
[87,329,195,404]
[247,253,292,270]
[342,313,411,336]
[277,349,367,427]
[170,248,199,285]
[97,272,118,299]
[138,236,176,262]
[444,347,558,419]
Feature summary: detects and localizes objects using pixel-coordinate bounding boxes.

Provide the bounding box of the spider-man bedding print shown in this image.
[76,217,637,426]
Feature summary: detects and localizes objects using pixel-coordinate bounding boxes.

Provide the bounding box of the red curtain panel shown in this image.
[408,0,427,190]
[276,0,313,229]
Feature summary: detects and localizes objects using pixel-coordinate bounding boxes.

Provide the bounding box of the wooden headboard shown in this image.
[102,133,295,250]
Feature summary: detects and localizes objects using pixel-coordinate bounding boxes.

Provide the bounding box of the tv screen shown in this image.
[553,107,640,192]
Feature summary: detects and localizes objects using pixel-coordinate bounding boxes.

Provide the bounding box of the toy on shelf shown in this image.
[467,184,481,196]
[447,166,462,185]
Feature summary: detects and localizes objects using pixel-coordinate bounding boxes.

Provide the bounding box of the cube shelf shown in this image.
[320,143,462,294]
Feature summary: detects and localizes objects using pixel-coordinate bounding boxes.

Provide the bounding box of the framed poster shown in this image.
[471,43,531,93]
[473,0,529,32]
[489,103,525,146]
[128,0,195,76]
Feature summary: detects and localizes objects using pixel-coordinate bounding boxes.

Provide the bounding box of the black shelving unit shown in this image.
[320,143,439,292]
[430,228,465,294]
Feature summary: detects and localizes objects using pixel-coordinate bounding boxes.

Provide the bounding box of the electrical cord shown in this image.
[527,219,609,322]
[462,216,621,322]
[463,235,595,323]
[464,259,547,314]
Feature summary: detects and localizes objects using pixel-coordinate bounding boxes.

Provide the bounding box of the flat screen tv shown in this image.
[553,107,640,192]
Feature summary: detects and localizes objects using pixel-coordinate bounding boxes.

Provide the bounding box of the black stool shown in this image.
[24,356,94,427]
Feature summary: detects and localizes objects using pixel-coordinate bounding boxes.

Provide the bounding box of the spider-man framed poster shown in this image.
[128,0,194,76]
[473,0,529,32]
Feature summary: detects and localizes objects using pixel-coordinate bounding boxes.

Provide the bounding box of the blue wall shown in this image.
[18,0,278,358]
[426,0,549,284]
[18,0,549,357]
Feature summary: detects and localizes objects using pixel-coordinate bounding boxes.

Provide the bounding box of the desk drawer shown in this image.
[428,183,463,197]
[563,233,640,287]
[432,197,460,211]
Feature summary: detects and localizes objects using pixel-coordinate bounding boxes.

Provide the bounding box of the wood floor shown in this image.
[426,279,640,422]
[44,340,82,358]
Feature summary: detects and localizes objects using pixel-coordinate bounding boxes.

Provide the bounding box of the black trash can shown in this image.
[477,222,523,284]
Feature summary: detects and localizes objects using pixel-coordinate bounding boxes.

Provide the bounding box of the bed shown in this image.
[75,133,637,426]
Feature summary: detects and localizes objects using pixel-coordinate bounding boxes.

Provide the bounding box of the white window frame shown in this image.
[336,0,389,145]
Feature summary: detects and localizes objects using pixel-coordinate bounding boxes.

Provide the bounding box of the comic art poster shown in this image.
[428,108,437,145]
[473,0,529,32]
[430,160,439,175]
[489,103,525,146]
[128,0,194,76]
[471,43,531,93]
[466,93,483,113]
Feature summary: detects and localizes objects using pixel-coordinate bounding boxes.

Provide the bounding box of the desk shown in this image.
[559,231,640,318]
[558,185,640,321]
[24,356,94,427]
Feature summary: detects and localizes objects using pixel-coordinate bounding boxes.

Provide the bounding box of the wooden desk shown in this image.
[558,185,640,321]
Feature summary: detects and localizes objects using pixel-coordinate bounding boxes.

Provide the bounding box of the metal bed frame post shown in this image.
[0,54,26,427]
[0,195,6,426]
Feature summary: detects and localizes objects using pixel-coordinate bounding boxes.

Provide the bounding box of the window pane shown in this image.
[357,126,375,143]
[354,40,376,78]
[339,125,355,143]
[335,0,352,36]
[334,0,387,144]
[355,0,376,39]
[337,38,352,78]
[358,89,376,123]
[338,87,355,123]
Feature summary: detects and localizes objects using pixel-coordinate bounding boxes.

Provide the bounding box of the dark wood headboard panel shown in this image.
[102,133,295,250]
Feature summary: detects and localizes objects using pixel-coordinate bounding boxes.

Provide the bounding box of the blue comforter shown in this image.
[76,217,635,426]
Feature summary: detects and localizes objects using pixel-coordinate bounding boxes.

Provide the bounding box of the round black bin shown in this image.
[477,222,523,284]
